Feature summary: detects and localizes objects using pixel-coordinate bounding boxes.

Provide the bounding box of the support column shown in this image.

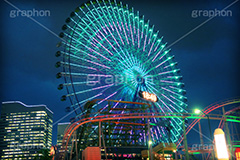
[148,118,153,160]
[99,121,101,148]
[182,118,189,160]
[222,107,233,160]
[198,121,205,159]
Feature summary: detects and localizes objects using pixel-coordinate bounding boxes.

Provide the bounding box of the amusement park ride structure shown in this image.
[54,0,240,159]
[58,98,240,160]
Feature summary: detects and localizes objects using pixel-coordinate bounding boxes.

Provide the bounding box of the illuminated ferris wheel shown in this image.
[56,0,187,146]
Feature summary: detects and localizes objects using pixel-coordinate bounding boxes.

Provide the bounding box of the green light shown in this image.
[226,119,240,123]
[150,123,157,126]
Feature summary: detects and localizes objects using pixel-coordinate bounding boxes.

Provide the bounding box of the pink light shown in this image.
[86,59,111,69]
[125,22,129,31]
[138,28,140,48]
[143,35,147,52]
[113,21,125,45]
[87,74,112,77]
[97,91,117,104]
[85,42,111,61]
[98,28,118,53]
[87,67,97,71]
[156,103,166,114]
[105,24,121,48]
[117,21,122,31]
[92,37,113,56]
[157,70,172,75]
[148,41,155,56]
[108,22,114,31]
[152,49,162,62]
[91,84,114,91]
[121,21,129,44]
[160,80,174,84]
[129,24,135,46]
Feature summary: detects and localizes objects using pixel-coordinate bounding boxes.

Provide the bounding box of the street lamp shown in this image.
[148,140,153,145]
[194,109,201,114]
[194,109,215,159]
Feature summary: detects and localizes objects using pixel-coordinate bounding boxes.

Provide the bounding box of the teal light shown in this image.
[57,0,187,146]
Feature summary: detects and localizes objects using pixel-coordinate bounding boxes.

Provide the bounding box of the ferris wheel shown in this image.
[56,0,187,146]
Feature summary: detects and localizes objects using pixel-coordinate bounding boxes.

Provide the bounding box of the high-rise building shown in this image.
[0,101,53,159]
[57,122,71,152]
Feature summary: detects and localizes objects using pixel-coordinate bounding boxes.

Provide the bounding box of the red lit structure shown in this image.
[235,148,240,160]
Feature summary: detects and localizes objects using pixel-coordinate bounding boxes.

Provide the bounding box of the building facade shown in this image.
[0,101,53,159]
[57,122,71,153]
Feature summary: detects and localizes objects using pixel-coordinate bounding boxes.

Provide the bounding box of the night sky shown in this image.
[0,0,239,145]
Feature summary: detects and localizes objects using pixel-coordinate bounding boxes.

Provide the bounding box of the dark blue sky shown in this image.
[0,0,239,145]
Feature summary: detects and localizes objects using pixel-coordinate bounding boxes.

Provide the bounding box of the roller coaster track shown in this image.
[60,110,240,159]
[176,98,240,148]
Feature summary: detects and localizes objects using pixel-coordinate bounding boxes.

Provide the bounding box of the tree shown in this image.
[34,148,53,160]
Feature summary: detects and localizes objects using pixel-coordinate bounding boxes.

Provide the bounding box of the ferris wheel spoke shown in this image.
[81,20,125,66]
[75,7,119,59]
[155,54,174,69]
[59,72,112,78]
[61,41,98,60]
[169,86,186,94]
[162,91,187,107]
[161,94,182,113]
[65,84,114,97]
[59,61,99,71]
[61,81,100,87]
[93,1,126,49]
[61,42,99,60]
[161,87,185,99]
[66,52,111,69]
[151,42,167,62]
[153,36,163,52]
[142,22,150,52]
[90,3,131,63]
[148,33,158,57]
[129,23,135,46]
[69,93,103,110]
[107,7,125,44]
